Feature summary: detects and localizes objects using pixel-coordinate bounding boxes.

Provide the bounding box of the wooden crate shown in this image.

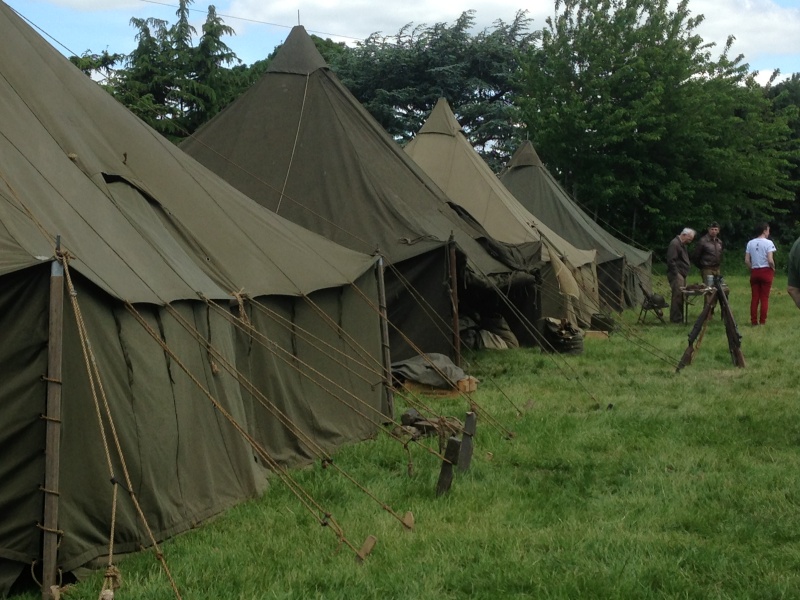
[399,376,479,397]
[457,376,479,393]
[583,330,609,340]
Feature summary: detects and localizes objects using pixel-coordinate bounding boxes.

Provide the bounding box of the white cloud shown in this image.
[9,0,800,81]
[226,0,799,78]
[689,0,800,83]
[29,0,139,9]
[228,0,540,42]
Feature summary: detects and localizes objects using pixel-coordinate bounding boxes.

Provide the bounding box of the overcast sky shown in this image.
[6,0,800,85]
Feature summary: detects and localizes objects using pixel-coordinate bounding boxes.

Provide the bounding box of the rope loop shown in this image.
[98,564,122,600]
[230,288,251,325]
[35,522,64,536]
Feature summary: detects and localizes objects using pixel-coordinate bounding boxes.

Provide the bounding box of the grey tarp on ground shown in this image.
[391,353,467,388]
[500,141,653,310]
[182,25,542,361]
[0,3,387,595]
[404,98,601,326]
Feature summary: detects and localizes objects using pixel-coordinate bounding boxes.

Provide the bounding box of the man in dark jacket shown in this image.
[693,221,724,280]
[788,236,800,310]
[667,227,696,323]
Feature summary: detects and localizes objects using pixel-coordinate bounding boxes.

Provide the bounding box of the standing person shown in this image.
[788,236,800,310]
[693,221,724,281]
[744,222,776,326]
[666,228,696,323]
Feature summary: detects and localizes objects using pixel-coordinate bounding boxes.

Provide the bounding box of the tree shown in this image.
[185,5,241,131]
[69,49,124,86]
[108,0,242,140]
[517,0,798,248]
[766,73,800,244]
[330,11,537,170]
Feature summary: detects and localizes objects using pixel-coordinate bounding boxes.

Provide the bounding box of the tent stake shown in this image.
[436,436,461,496]
[42,244,64,600]
[457,412,477,472]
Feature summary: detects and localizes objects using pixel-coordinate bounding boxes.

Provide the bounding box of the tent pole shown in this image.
[376,257,394,419]
[448,236,461,368]
[42,244,64,600]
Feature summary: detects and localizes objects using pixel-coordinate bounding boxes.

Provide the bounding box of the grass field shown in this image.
[15,274,800,599]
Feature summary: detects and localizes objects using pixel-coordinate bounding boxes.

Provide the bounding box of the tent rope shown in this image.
[234,293,461,449]
[192,303,388,432]
[124,302,365,557]
[176,304,414,528]
[276,74,311,214]
[231,288,251,326]
[346,280,514,439]
[240,296,383,388]
[0,167,56,248]
[384,259,455,346]
[61,256,183,600]
[382,260,538,416]
[295,294,384,373]
[198,300,448,462]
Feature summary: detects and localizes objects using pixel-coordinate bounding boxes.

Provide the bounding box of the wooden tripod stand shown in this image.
[676,280,745,371]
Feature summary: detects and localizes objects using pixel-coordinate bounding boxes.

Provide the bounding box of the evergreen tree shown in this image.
[108,0,241,140]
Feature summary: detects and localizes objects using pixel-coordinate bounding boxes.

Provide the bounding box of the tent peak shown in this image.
[506,140,544,170]
[417,97,462,137]
[266,25,329,75]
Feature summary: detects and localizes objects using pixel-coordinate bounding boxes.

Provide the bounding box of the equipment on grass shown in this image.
[676,296,716,371]
[637,282,669,324]
[715,277,746,368]
[676,276,745,372]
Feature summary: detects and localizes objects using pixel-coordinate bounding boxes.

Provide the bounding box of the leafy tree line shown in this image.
[517,0,799,254]
[71,0,800,254]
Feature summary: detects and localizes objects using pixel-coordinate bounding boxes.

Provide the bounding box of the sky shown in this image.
[5,0,800,85]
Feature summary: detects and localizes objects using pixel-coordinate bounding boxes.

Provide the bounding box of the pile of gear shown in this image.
[536,317,584,354]
[459,313,520,350]
[394,408,463,452]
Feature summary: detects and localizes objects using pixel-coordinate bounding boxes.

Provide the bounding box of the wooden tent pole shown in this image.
[448,236,461,368]
[42,243,64,600]
[376,257,394,419]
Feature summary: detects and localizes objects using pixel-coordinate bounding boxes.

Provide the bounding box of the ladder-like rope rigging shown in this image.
[125,301,366,558]
[62,256,183,600]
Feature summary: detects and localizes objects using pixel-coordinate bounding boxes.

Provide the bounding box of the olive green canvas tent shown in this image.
[500,141,653,310]
[405,99,601,326]
[0,3,388,595]
[182,26,547,355]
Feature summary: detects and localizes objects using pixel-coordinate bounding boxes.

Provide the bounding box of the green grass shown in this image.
[17,275,800,599]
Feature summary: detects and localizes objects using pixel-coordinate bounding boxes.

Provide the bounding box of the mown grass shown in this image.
[17,274,800,599]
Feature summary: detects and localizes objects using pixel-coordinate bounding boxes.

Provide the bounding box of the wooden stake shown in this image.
[376,257,394,419]
[458,412,477,473]
[42,252,64,600]
[436,436,461,496]
[356,535,378,563]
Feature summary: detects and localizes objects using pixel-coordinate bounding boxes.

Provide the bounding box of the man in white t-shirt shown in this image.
[744,222,777,326]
